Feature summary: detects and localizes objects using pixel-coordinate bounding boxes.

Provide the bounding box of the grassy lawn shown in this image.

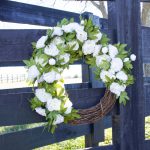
[0,117,149,150]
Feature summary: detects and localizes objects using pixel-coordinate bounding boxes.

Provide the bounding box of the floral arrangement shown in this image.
[24,18,136,133]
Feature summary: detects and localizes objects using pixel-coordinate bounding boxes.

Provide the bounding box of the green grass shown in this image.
[0,117,150,150]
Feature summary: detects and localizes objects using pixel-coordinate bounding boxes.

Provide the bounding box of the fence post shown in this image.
[107,1,121,150]
[116,0,145,150]
[82,12,105,148]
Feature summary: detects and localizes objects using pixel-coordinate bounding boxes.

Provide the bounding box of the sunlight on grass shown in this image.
[145,116,150,139]
[34,136,85,150]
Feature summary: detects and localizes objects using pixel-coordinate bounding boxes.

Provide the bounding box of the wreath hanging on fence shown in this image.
[24,17,136,133]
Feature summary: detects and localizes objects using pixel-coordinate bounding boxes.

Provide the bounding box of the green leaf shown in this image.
[126,75,134,86]
[124,60,133,70]
[119,91,129,105]
[47,29,53,37]
[30,97,44,110]
[99,60,110,70]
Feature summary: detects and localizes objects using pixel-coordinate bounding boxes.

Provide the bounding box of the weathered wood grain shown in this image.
[0,1,80,26]
[116,0,145,150]
[0,87,105,126]
[0,124,91,150]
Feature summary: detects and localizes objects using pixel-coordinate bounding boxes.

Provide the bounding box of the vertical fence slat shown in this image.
[84,13,105,148]
[116,0,145,150]
[107,1,121,150]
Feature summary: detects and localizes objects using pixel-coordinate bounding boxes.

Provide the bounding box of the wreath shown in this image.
[24,18,136,133]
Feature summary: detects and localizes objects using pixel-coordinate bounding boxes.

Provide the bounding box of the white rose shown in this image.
[35,88,52,103]
[35,107,46,116]
[35,57,47,67]
[116,71,128,81]
[55,73,61,80]
[49,58,56,65]
[94,32,102,43]
[37,75,44,83]
[43,70,61,83]
[100,70,115,82]
[108,69,115,75]
[65,107,72,114]
[80,20,84,25]
[52,27,63,37]
[130,54,136,61]
[111,58,123,72]
[76,30,87,42]
[93,45,102,57]
[102,47,108,54]
[82,40,96,55]
[28,65,40,81]
[68,40,79,51]
[52,37,65,45]
[108,44,118,58]
[62,23,83,33]
[46,98,61,111]
[64,100,73,108]
[53,114,64,125]
[96,54,111,67]
[44,43,59,56]
[124,58,129,62]
[110,82,126,97]
[59,53,70,65]
[36,36,48,49]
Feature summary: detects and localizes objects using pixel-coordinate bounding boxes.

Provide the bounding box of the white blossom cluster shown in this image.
[25,18,136,132]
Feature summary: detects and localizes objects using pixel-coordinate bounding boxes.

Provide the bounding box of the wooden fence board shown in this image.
[0,124,91,150]
[0,87,105,126]
[0,26,110,66]
[0,1,80,26]
[116,0,145,150]
[142,27,150,63]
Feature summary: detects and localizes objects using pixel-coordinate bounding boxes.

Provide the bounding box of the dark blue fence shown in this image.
[0,1,149,150]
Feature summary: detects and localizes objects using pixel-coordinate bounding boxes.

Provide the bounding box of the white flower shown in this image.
[68,40,79,51]
[44,43,59,56]
[108,44,118,58]
[35,57,47,67]
[55,73,61,80]
[94,32,102,43]
[96,54,111,67]
[93,45,102,57]
[110,82,126,96]
[46,98,61,111]
[80,20,84,25]
[36,36,48,49]
[53,114,64,125]
[62,23,84,33]
[100,70,115,82]
[64,100,73,108]
[82,40,96,55]
[76,30,87,42]
[58,68,63,73]
[43,70,61,83]
[37,75,44,83]
[59,53,70,65]
[108,69,115,75]
[52,37,65,45]
[35,107,46,116]
[124,58,129,62]
[52,27,63,37]
[130,54,136,61]
[102,47,108,54]
[111,58,123,72]
[65,107,72,114]
[116,71,128,81]
[28,65,40,81]
[49,58,56,65]
[35,88,52,103]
